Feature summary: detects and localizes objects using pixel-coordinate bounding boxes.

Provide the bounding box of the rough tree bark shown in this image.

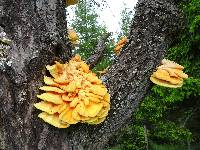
[0,0,182,149]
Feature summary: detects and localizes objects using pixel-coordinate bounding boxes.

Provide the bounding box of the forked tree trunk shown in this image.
[0,0,181,149]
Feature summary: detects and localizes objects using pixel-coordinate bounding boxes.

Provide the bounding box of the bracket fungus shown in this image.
[114,36,127,56]
[68,28,79,47]
[34,55,110,128]
[150,59,188,88]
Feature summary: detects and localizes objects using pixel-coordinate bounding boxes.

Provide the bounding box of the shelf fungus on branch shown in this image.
[113,36,127,56]
[67,28,79,47]
[34,55,110,128]
[150,59,188,88]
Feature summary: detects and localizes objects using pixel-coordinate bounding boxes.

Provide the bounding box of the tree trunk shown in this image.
[0,0,182,149]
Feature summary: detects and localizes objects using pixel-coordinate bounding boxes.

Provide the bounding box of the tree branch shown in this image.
[86,32,111,69]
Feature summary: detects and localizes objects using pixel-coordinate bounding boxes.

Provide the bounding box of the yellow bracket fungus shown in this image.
[150,59,188,88]
[35,55,110,128]
[67,28,79,47]
[114,36,127,56]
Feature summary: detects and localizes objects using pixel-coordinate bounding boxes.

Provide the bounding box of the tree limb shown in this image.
[86,32,111,69]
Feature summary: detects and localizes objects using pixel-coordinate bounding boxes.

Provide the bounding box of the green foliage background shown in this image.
[70,0,114,73]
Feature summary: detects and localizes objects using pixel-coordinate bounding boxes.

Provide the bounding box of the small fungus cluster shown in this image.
[68,28,79,46]
[114,36,127,55]
[34,55,110,128]
[66,0,78,6]
[150,59,188,88]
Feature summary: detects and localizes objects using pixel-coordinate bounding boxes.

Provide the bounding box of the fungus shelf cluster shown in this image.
[68,28,79,47]
[114,36,127,55]
[150,59,188,88]
[34,55,110,128]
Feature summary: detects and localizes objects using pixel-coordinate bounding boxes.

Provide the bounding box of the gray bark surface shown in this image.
[0,0,182,149]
